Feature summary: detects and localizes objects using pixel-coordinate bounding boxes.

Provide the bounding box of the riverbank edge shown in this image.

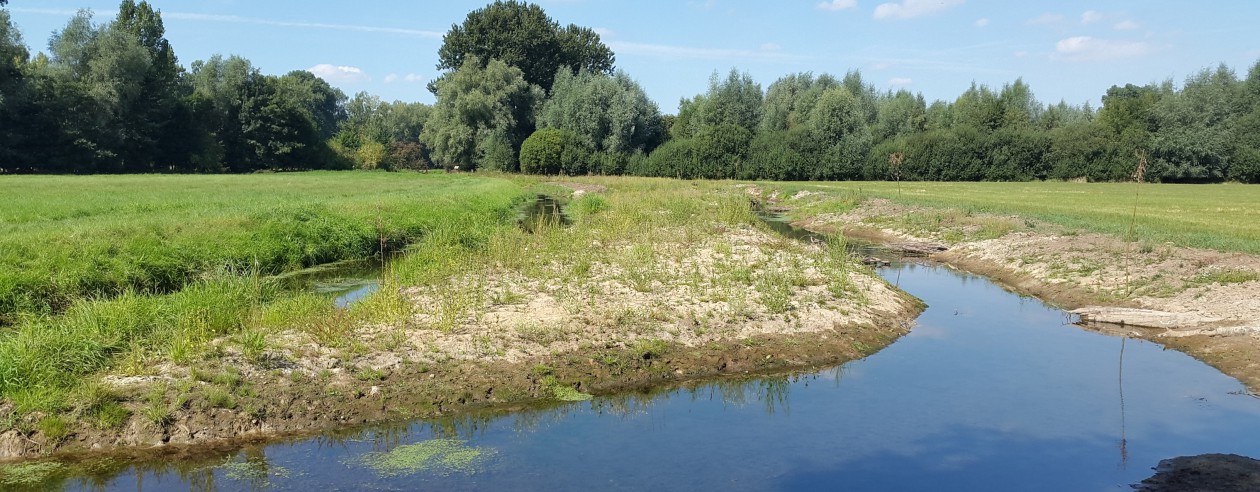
[0,310,919,463]
[802,214,1260,393]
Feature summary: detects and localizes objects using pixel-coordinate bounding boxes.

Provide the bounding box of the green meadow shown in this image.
[776,181,1260,255]
[0,172,528,416]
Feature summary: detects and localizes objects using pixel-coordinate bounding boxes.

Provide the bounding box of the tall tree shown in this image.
[421,56,543,171]
[0,9,29,169]
[436,1,613,93]
[538,68,664,155]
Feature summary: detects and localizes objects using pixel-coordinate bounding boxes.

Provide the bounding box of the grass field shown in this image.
[771,181,1260,255]
[0,172,529,323]
[0,172,529,419]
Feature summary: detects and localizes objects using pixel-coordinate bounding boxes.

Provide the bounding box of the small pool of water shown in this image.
[272,260,381,308]
[519,194,569,233]
[25,258,1260,491]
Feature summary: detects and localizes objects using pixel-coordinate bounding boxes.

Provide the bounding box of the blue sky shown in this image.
[7,1,1260,112]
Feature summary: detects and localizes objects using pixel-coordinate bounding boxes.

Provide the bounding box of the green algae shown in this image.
[350,439,493,477]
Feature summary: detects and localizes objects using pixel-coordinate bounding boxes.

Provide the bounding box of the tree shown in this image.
[421,56,543,171]
[537,68,664,155]
[0,10,29,169]
[872,89,927,142]
[436,1,613,92]
[1148,65,1241,182]
[759,72,841,133]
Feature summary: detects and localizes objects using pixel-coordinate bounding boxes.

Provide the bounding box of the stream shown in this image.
[12,212,1260,490]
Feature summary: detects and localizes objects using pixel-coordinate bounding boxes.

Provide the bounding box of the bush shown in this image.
[520,128,591,175]
[520,128,565,175]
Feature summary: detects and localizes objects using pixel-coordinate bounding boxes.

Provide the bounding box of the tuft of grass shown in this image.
[1191,268,1260,286]
[205,387,237,410]
[38,416,70,443]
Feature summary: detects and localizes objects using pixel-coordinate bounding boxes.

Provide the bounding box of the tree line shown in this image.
[2,1,1259,183]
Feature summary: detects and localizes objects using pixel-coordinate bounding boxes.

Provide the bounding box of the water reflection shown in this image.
[519,195,569,233]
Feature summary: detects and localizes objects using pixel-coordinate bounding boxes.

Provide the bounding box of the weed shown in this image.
[38,416,70,443]
[1191,269,1260,286]
[355,369,386,382]
[142,403,173,427]
[205,388,237,410]
[239,330,267,361]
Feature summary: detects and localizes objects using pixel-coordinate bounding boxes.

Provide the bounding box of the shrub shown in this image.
[520,128,591,175]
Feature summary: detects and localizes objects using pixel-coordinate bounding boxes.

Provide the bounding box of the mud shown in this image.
[1134,453,1260,491]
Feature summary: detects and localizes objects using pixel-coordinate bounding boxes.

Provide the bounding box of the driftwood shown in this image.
[886,241,948,257]
[860,257,892,267]
[1071,306,1223,330]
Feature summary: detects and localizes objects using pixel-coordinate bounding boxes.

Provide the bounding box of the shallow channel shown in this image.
[20,253,1260,490]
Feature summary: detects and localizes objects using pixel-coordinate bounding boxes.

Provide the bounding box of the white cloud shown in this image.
[760,42,782,51]
[889,77,913,86]
[384,73,425,84]
[308,64,370,84]
[974,18,990,27]
[873,0,964,20]
[593,27,616,38]
[1113,20,1140,30]
[1081,10,1103,24]
[1028,13,1064,25]
[1014,50,1028,58]
[817,0,857,11]
[1053,36,1151,61]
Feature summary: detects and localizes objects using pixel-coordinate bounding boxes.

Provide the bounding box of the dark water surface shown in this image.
[25,260,1260,491]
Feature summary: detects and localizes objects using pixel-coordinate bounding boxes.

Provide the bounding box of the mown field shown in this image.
[773,181,1260,255]
[0,172,530,422]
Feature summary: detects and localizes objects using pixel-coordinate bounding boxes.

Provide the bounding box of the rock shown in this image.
[1072,307,1224,329]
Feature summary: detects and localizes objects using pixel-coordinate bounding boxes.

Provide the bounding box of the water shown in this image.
[519,194,569,233]
[273,260,381,308]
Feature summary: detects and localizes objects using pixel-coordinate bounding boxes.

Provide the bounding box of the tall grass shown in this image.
[0,172,526,323]
[0,172,529,414]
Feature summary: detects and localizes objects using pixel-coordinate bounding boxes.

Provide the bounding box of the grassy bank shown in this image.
[0,172,529,432]
[1,176,914,458]
[770,181,1260,255]
[0,172,529,323]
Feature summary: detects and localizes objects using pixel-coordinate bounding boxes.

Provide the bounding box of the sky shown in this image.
[6,1,1260,112]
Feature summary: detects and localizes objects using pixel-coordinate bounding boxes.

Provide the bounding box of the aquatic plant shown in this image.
[350,439,493,477]
[0,461,65,486]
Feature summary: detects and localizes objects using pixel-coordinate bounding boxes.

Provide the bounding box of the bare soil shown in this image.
[785,193,1260,391]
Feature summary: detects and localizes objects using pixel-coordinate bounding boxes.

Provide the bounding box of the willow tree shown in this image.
[421,56,543,171]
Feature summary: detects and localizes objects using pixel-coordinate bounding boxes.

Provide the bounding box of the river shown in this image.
[17,252,1260,490]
